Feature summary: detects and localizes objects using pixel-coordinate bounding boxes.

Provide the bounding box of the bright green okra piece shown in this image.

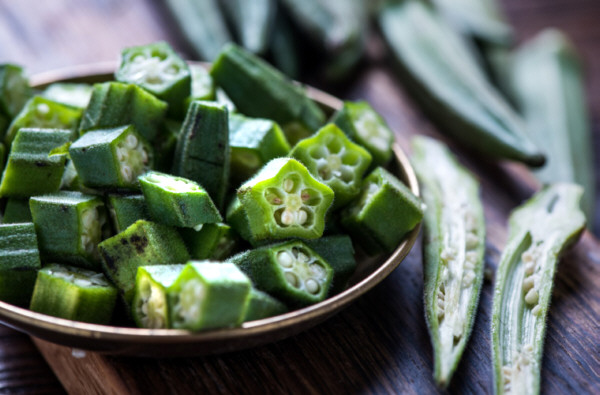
[0,128,71,197]
[225,195,254,243]
[2,198,32,223]
[0,64,32,134]
[29,263,117,325]
[411,136,486,388]
[168,261,252,331]
[0,223,41,306]
[510,30,595,224]
[378,1,545,167]
[179,222,240,261]
[106,194,149,233]
[304,235,357,295]
[220,0,275,55]
[42,83,93,109]
[290,123,372,209]
[491,184,586,395]
[242,288,287,322]
[237,158,334,242]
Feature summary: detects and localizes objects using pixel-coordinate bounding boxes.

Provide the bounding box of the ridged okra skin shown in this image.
[412,136,486,388]
[0,64,32,128]
[139,171,222,228]
[30,191,110,270]
[237,158,334,242]
[2,198,32,223]
[225,195,254,243]
[304,235,357,295]
[179,223,240,261]
[210,43,326,144]
[132,264,185,329]
[290,123,372,209]
[0,128,71,197]
[29,264,117,325]
[78,82,167,142]
[98,220,190,304]
[167,261,252,331]
[106,194,149,233]
[341,167,423,255]
[42,83,93,109]
[491,184,586,395]
[69,125,153,189]
[230,240,333,307]
[116,41,191,119]
[242,288,287,322]
[0,223,41,306]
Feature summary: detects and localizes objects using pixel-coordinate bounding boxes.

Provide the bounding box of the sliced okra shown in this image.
[237,158,334,242]
[139,171,222,228]
[290,123,372,209]
[106,194,149,233]
[0,64,32,123]
[412,136,486,387]
[78,82,167,142]
[491,184,585,395]
[153,119,180,173]
[69,125,153,189]
[304,235,357,295]
[331,101,394,167]
[116,41,191,119]
[29,263,117,325]
[42,83,93,109]
[0,223,41,306]
[242,288,287,322]
[179,223,240,261]
[187,64,215,103]
[167,261,251,331]
[230,240,333,306]
[0,128,71,197]
[341,167,423,255]
[225,195,255,243]
[30,191,110,270]
[2,198,32,223]
[132,264,185,329]
[98,220,190,304]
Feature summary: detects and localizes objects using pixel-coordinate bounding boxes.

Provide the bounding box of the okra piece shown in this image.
[304,235,356,295]
[268,9,301,79]
[187,64,215,102]
[69,125,153,189]
[180,223,240,261]
[230,240,333,306]
[0,64,32,133]
[42,83,93,109]
[378,1,545,167]
[132,264,185,329]
[237,158,334,242]
[225,195,254,243]
[290,123,372,209]
[510,30,596,223]
[220,0,275,55]
[153,119,180,173]
[106,194,149,233]
[2,198,32,223]
[0,223,41,306]
[30,191,110,270]
[98,220,190,304]
[0,128,71,197]
[411,136,485,387]
[139,171,222,228]
[242,288,287,322]
[331,101,394,167]
[341,167,423,255]
[491,184,586,395]
[116,41,191,119]
[168,261,251,330]
[78,82,167,142]
[171,100,230,209]
[29,264,117,325]
[228,113,291,185]
[210,43,326,144]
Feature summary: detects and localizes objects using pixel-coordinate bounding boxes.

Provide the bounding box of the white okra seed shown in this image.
[297,209,308,225]
[283,178,294,192]
[281,210,294,226]
[126,134,138,149]
[117,147,127,162]
[305,279,320,294]
[531,305,541,316]
[297,252,309,263]
[524,288,539,305]
[121,166,133,181]
[525,261,536,275]
[465,232,479,249]
[285,272,299,287]
[522,276,535,292]
[277,251,294,268]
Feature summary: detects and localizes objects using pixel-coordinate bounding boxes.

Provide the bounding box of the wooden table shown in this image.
[0,1,599,393]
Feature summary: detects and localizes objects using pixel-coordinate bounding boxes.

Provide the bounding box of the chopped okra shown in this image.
[0,64,32,125]
[304,235,357,295]
[106,194,149,233]
[2,198,33,223]
[179,222,240,261]
[153,119,180,173]
[242,288,287,322]
[42,83,93,109]
[188,64,215,102]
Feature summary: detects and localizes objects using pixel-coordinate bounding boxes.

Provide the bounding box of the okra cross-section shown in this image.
[230,240,333,307]
[69,125,153,189]
[290,123,372,209]
[237,158,334,241]
[412,136,486,387]
[491,184,585,395]
[139,171,222,229]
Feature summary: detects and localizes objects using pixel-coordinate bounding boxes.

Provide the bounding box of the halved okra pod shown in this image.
[237,158,334,242]
[491,184,585,395]
[0,64,32,135]
[179,222,240,261]
[42,83,93,109]
[29,263,117,325]
[412,136,486,387]
[242,288,287,322]
[290,123,372,209]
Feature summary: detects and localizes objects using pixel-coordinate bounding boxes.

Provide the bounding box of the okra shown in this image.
[225,195,254,243]
[304,235,356,295]
[69,125,153,189]
[0,128,71,197]
[168,261,251,330]
[2,198,32,224]
[230,240,333,306]
[30,191,110,270]
[412,136,486,387]
[179,223,240,261]
[0,223,41,306]
[187,64,215,102]
[268,9,301,79]
[510,30,595,223]
[341,167,423,255]
[0,64,32,133]
[237,158,334,242]
[153,119,180,173]
[491,184,585,395]
[139,171,222,228]
[290,123,372,209]
[116,41,191,119]
[42,83,93,109]
[29,264,117,325]
[106,194,149,233]
[219,0,275,55]
[242,288,287,322]
[378,1,545,167]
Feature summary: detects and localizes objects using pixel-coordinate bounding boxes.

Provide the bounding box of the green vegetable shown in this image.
[242,288,287,322]
[187,64,215,102]
[0,64,32,136]
[106,194,149,233]
[220,0,275,55]
[153,120,180,173]
[42,83,93,109]
[179,222,240,261]
[304,235,356,295]
[2,198,32,223]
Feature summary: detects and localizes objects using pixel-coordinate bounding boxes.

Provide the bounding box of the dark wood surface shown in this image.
[0,0,599,393]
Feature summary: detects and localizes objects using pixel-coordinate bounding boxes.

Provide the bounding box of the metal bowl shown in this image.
[0,63,420,357]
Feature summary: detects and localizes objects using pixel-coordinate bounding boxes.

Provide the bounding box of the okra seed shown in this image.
[116,147,127,162]
[36,103,50,116]
[463,271,475,287]
[297,209,308,225]
[281,209,294,226]
[524,261,536,275]
[522,250,534,263]
[285,272,299,287]
[277,251,294,268]
[121,166,133,182]
[522,276,535,292]
[126,134,138,149]
[305,279,320,294]
[310,263,325,277]
[465,233,478,249]
[531,305,541,316]
[283,178,294,192]
[524,288,539,305]
[297,251,309,263]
